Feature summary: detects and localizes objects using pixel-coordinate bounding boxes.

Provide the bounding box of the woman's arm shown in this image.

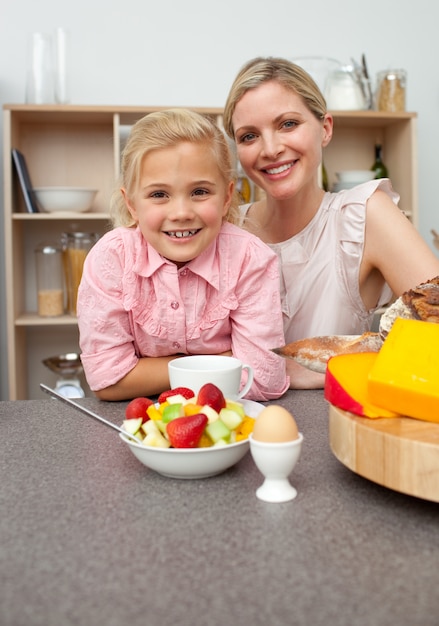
[287,359,325,389]
[360,190,439,308]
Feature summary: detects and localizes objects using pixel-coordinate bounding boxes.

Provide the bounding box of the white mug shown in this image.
[168,355,254,400]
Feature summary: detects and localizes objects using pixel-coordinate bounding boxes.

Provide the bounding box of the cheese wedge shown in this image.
[368,318,439,423]
[324,352,399,418]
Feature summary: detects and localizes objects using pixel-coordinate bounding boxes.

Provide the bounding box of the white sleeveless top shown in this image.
[239,179,398,342]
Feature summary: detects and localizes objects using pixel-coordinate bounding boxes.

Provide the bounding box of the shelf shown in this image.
[330,110,416,126]
[15,313,78,326]
[3,104,418,400]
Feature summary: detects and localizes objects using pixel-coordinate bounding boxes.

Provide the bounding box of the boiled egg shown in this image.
[252,405,299,443]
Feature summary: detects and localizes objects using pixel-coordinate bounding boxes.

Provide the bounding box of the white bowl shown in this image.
[336,170,375,184]
[332,181,373,192]
[33,187,98,213]
[119,399,265,479]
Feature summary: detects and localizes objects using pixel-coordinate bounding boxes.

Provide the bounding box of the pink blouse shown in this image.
[77,222,289,401]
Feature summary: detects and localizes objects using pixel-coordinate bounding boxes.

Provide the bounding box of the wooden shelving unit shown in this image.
[325,110,417,224]
[3,105,417,399]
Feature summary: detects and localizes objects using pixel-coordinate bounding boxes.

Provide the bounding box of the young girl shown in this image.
[223,57,439,388]
[77,108,289,401]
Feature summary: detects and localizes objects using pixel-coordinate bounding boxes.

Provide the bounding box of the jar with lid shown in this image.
[35,242,64,316]
[376,69,406,112]
[62,232,99,316]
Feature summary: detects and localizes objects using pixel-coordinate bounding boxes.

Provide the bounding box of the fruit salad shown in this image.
[122,383,255,449]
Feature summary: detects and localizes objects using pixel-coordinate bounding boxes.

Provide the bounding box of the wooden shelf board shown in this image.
[15,313,79,326]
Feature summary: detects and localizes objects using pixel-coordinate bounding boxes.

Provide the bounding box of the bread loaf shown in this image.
[274,275,439,372]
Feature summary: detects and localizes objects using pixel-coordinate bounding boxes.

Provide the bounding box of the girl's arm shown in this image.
[94,355,178,401]
[230,245,289,400]
[95,349,233,401]
[360,190,439,309]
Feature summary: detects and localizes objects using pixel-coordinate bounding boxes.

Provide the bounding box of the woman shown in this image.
[223,57,439,388]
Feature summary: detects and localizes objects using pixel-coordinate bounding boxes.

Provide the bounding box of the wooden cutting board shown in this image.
[329,404,439,502]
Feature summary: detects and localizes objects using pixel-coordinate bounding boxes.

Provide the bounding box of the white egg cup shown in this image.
[249,433,303,503]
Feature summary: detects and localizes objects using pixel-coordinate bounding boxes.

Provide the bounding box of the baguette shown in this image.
[272,332,382,373]
[273,276,439,372]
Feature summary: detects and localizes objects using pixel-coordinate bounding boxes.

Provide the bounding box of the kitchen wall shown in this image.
[0,0,438,399]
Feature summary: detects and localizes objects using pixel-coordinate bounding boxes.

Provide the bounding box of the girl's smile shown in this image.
[164,228,201,239]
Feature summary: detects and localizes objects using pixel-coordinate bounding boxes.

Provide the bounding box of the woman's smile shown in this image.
[265,163,293,175]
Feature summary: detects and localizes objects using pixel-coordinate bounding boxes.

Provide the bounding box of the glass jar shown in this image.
[35,242,64,316]
[376,69,406,112]
[62,232,99,316]
[236,163,252,203]
[325,66,366,110]
[25,32,55,104]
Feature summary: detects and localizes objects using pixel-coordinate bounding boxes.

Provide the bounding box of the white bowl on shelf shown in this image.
[33,187,98,213]
[336,170,375,184]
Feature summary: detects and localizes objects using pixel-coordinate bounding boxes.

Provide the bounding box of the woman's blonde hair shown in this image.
[111,108,239,227]
[223,56,327,139]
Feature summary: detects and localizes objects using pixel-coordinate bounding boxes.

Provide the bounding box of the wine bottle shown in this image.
[370,144,389,179]
[321,161,329,191]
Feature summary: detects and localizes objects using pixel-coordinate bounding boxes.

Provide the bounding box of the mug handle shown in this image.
[237,364,254,398]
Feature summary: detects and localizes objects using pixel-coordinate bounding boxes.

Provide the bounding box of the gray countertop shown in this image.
[1,390,438,626]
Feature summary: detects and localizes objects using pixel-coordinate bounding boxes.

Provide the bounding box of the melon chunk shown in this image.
[324,352,399,418]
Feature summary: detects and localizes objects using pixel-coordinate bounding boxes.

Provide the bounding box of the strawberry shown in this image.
[166,414,208,448]
[125,397,154,422]
[158,386,195,404]
[197,383,226,413]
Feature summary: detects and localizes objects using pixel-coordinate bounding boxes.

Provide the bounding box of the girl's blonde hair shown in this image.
[223,56,327,139]
[111,108,239,227]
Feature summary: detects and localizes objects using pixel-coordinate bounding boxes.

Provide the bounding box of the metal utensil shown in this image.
[350,57,368,107]
[40,383,142,444]
[361,53,373,109]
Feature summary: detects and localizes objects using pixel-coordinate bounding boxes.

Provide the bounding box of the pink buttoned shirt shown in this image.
[77,222,289,401]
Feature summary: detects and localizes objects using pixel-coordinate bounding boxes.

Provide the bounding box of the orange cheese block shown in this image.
[368,318,439,423]
[324,352,399,418]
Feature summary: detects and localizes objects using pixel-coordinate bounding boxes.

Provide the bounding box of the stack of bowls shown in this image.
[333,170,375,192]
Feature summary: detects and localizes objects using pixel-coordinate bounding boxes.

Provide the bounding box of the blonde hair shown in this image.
[223,56,327,139]
[111,108,239,227]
